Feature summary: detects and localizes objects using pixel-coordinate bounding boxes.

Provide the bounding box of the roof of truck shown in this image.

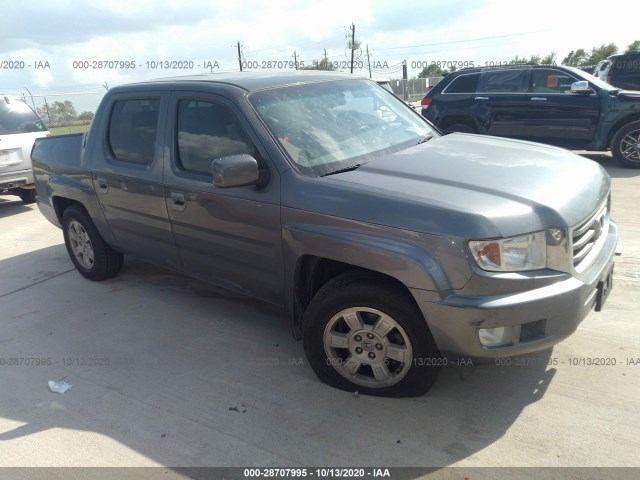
[124,71,360,92]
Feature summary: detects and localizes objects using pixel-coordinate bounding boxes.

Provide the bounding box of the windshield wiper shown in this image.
[321,163,364,177]
[416,135,433,145]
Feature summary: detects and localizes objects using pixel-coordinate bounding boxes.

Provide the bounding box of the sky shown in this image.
[0,0,637,114]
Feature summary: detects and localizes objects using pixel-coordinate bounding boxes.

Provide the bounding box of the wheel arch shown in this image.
[284,224,449,340]
[607,114,640,148]
[438,114,479,133]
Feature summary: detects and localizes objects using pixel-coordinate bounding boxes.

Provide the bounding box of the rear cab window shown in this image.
[108,98,160,165]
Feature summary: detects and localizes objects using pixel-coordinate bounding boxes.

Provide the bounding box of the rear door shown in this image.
[90,92,181,270]
[519,68,600,149]
[163,92,283,305]
[474,69,530,138]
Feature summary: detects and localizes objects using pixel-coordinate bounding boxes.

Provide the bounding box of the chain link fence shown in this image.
[386,77,443,102]
[19,91,106,136]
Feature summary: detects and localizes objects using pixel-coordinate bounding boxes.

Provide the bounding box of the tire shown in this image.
[62,205,123,281]
[18,189,36,204]
[612,120,640,168]
[443,123,476,134]
[302,272,441,397]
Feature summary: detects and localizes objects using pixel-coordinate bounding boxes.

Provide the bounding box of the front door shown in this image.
[520,68,600,149]
[163,93,283,305]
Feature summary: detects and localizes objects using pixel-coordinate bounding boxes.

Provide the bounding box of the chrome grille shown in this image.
[572,200,609,270]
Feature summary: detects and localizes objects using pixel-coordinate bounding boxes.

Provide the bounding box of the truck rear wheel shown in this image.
[612,120,640,168]
[62,205,123,281]
[302,272,441,397]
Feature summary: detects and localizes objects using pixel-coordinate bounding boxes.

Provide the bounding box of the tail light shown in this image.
[606,76,611,84]
[421,97,432,106]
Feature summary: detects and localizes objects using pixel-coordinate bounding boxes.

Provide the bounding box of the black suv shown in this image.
[421,64,640,168]
[597,52,640,90]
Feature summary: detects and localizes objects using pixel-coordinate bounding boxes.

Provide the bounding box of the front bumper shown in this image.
[411,220,618,360]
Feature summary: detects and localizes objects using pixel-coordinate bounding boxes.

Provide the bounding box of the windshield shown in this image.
[249,79,436,177]
[565,66,618,91]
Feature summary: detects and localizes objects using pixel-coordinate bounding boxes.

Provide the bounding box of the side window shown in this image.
[529,70,580,94]
[108,99,160,165]
[477,70,527,93]
[177,100,258,175]
[444,74,480,93]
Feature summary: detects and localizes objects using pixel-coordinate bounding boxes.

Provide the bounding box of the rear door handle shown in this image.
[474,96,489,100]
[170,192,186,211]
[531,97,547,101]
[96,176,108,193]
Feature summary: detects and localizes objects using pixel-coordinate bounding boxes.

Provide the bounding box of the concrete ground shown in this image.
[0,154,638,476]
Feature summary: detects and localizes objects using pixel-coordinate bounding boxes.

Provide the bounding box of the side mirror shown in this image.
[570,81,591,94]
[212,154,269,188]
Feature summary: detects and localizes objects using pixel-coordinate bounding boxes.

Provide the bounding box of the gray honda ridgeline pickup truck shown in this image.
[32,72,617,397]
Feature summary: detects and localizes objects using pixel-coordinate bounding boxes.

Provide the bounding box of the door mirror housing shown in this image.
[212,154,269,188]
[570,81,591,94]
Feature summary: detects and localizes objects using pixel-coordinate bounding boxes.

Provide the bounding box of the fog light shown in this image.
[479,326,512,347]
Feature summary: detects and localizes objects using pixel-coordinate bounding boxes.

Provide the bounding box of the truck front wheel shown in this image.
[62,205,123,281]
[612,120,640,168]
[302,272,441,397]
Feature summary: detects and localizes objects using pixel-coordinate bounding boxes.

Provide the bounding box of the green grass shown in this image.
[49,124,90,135]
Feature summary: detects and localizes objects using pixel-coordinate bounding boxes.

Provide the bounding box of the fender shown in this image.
[281,211,474,338]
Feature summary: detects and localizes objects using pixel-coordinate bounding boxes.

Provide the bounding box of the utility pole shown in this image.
[402,60,408,101]
[292,50,298,70]
[366,44,372,78]
[349,23,356,74]
[237,41,243,71]
[323,48,328,69]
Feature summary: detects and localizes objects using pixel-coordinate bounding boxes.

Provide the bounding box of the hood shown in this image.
[617,90,640,99]
[285,133,610,239]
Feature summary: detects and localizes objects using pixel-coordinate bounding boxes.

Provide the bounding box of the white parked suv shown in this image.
[0,95,49,203]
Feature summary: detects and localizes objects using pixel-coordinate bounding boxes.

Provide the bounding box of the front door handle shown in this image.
[170,192,186,211]
[531,97,547,101]
[474,96,489,100]
[96,176,108,193]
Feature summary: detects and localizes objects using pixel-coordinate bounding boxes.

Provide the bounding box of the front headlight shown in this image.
[469,231,547,272]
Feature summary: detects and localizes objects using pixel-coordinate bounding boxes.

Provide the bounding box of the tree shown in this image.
[38,100,77,124]
[78,111,95,121]
[562,49,589,66]
[302,59,335,71]
[418,64,445,78]
[510,55,529,64]
[626,40,640,53]
[587,43,618,64]
[541,52,557,65]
